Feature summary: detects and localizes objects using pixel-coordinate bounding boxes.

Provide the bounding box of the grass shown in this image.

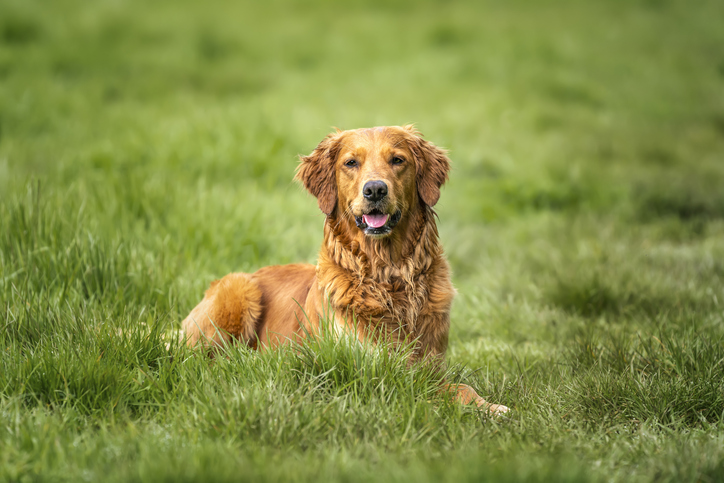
[1,0,724,480]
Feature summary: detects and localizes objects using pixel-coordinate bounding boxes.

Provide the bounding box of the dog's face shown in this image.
[335,128,418,237]
[297,126,450,238]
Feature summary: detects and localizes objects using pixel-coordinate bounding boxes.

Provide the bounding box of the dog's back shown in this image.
[182,263,316,350]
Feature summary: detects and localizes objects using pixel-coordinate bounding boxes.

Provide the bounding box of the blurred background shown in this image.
[2,0,722,219]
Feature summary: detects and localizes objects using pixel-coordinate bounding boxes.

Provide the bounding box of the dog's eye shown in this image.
[344,159,358,168]
[391,157,405,165]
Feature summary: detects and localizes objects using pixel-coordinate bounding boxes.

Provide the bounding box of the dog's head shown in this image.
[296,125,450,238]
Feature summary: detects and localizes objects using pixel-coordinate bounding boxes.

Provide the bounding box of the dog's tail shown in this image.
[182,273,262,350]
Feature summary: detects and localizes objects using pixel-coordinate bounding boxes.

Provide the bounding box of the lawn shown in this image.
[1,0,724,481]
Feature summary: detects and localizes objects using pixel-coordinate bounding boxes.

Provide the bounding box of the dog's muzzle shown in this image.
[354,209,402,236]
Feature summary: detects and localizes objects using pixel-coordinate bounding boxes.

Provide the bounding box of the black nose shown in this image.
[363,180,388,202]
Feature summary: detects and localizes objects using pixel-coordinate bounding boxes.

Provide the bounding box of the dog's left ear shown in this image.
[296,131,344,215]
[403,125,451,207]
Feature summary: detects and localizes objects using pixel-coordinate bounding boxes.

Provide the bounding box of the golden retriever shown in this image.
[183,125,508,414]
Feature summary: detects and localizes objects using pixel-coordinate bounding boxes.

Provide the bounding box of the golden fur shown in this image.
[182,125,508,413]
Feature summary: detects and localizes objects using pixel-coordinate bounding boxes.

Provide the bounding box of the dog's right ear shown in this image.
[295,131,344,216]
[402,125,451,207]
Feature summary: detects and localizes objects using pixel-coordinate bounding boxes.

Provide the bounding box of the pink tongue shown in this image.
[363,213,389,228]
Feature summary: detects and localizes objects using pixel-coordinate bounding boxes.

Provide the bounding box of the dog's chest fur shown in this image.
[316,210,454,342]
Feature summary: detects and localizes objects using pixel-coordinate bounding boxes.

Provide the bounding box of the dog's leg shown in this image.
[415,315,509,415]
[182,273,262,349]
[449,383,509,414]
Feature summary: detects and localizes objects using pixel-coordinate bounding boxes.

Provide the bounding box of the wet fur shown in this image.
[182,125,508,413]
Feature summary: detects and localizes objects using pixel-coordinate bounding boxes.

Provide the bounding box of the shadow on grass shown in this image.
[565,322,724,427]
[634,172,724,224]
[547,271,703,319]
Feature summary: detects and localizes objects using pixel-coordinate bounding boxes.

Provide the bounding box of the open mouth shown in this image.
[354,209,402,236]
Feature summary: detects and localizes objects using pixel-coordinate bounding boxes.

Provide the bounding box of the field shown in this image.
[2,0,724,480]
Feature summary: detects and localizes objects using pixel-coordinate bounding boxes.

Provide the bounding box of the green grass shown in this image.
[2,0,724,480]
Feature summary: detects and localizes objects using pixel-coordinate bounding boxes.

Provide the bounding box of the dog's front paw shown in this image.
[482,402,510,415]
[451,383,510,415]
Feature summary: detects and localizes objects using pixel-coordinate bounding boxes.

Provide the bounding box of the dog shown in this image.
[182,125,509,414]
